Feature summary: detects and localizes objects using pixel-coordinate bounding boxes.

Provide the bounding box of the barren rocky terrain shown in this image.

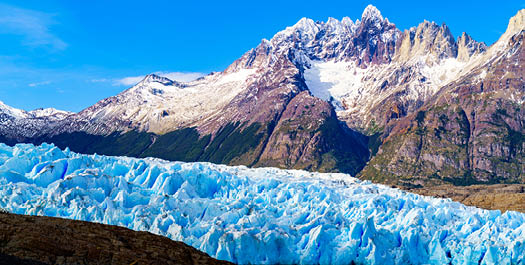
[0,212,231,265]
[407,184,525,212]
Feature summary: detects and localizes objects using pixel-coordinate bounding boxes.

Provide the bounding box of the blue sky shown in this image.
[0,0,523,112]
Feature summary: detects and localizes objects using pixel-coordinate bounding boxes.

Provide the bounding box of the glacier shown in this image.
[0,143,523,264]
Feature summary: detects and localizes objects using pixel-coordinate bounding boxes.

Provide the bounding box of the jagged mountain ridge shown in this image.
[2,5,487,137]
[360,10,525,185]
[0,6,523,182]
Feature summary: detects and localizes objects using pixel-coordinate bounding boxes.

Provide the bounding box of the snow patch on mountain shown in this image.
[418,56,469,89]
[0,101,71,124]
[304,60,366,111]
[0,143,523,265]
[0,101,29,120]
[215,68,256,85]
[28,108,72,120]
[304,55,470,125]
[74,69,258,134]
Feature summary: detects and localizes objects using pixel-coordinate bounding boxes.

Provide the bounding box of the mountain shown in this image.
[0,102,73,142]
[359,9,525,186]
[0,6,523,185]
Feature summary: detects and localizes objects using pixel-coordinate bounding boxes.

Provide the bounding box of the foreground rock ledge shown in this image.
[0,212,232,265]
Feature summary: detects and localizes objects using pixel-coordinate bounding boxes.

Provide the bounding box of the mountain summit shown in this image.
[505,9,525,36]
[361,4,384,24]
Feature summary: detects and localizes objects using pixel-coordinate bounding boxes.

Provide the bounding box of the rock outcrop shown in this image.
[0,212,232,265]
[396,20,457,63]
[456,32,487,61]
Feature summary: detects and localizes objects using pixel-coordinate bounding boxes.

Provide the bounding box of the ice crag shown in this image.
[0,143,523,264]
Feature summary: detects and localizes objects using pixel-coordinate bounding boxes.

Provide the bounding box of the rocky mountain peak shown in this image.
[224,38,275,73]
[268,17,320,54]
[506,9,525,35]
[341,16,355,28]
[349,6,399,66]
[361,4,383,24]
[325,17,345,34]
[456,32,487,61]
[395,20,458,63]
[488,9,525,54]
[493,9,525,50]
[283,17,319,38]
[140,74,177,86]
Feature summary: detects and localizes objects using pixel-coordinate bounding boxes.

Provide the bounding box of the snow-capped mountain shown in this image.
[0,5,492,136]
[0,101,28,120]
[301,16,487,129]
[360,9,525,185]
[59,70,258,135]
[5,5,485,136]
[0,6,523,184]
[0,102,73,140]
[0,101,72,121]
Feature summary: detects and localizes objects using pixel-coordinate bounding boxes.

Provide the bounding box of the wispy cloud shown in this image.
[0,3,67,50]
[113,71,207,86]
[28,80,51,87]
[114,75,145,86]
[90,78,109,83]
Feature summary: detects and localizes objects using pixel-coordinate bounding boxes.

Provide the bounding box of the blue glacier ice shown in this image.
[0,143,523,264]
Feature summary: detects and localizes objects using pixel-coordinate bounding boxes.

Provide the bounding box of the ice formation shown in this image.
[0,143,523,264]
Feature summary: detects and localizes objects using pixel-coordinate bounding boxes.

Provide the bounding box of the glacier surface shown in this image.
[0,143,523,264]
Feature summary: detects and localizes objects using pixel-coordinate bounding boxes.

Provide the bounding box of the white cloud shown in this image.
[0,4,67,50]
[114,75,145,86]
[28,80,51,87]
[114,71,207,86]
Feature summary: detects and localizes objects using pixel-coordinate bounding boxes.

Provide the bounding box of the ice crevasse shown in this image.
[0,143,523,264]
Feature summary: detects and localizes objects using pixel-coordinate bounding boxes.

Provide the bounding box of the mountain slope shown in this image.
[359,10,525,186]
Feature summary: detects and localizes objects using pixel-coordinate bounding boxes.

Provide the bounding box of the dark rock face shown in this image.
[360,31,525,186]
[350,13,399,66]
[257,91,369,175]
[0,212,231,265]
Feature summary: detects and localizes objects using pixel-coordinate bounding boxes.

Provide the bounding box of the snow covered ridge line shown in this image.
[0,143,524,264]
